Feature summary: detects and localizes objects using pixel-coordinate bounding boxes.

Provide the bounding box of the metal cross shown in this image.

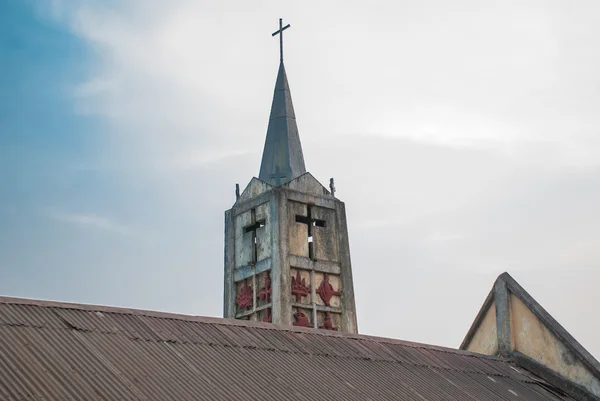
[295,205,326,260]
[244,208,265,264]
[272,18,291,62]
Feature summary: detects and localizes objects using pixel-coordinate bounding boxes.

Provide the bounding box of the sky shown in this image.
[1,0,600,358]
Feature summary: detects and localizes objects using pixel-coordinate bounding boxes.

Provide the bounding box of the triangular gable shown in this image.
[461,272,600,400]
[462,298,498,356]
[238,177,273,203]
[282,172,333,198]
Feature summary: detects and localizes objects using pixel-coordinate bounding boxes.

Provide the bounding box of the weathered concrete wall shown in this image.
[234,209,252,268]
[225,174,358,333]
[223,210,235,318]
[510,294,600,398]
[312,206,339,262]
[224,189,276,320]
[287,201,308,257]
[334,200,358,333]
[233,201,271,267]
[464,301,498,355]
[255,202,271,262]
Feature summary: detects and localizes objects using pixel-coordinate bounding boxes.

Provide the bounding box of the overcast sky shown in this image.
[1,0,599,358]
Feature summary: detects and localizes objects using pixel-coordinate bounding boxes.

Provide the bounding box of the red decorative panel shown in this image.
[316,274,341,306]
[257,272,272,304]
[292,309,312,327]
[319,311,337,331]
[235,279,253,311]
[262,308,272,323]
[291,270,310,303]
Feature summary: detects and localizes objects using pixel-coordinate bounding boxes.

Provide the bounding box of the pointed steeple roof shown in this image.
[258,62,306,186]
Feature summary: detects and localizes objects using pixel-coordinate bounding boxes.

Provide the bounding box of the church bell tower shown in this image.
[224,19,358,333]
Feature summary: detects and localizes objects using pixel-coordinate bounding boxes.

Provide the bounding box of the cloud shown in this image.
[47,209,132,236]
[33,1,600,177]
[168,148,254,171]
[26,1,600,359]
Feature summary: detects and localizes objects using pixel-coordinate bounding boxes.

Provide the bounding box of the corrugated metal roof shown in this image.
[0,296,578,401]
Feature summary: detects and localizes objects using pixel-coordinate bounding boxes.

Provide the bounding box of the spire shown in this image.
[258,20,306,186]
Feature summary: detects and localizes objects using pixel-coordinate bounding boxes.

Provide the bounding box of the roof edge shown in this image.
[0,295,507,360]
[282,171,334,197]
[512,351,600,401]
[237,176,274,198]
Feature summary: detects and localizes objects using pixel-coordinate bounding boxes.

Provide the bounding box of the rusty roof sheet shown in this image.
[0,296,578,401]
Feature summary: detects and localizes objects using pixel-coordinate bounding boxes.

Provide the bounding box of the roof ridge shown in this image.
[0,317,523,379]
[0,295,509,361]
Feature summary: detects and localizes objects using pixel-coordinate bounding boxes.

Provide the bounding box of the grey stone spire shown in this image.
[258,61,306,186]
